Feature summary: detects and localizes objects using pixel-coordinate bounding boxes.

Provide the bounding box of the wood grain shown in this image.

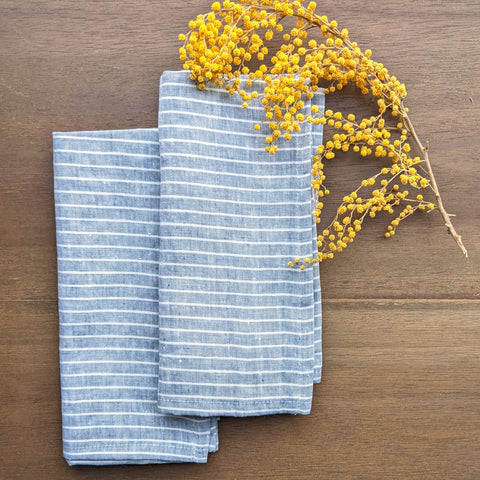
[1,1,479,478]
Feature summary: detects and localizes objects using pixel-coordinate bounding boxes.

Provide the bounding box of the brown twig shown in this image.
[402,111,468,257]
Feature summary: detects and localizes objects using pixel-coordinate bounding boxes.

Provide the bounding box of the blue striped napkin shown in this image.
[53,128,218,465]
[156,71,323,417]
[53,71,324,464]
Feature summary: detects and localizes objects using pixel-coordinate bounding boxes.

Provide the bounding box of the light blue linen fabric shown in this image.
[156,71,324,417]
[53,128,218,465]
[53,71,324,464]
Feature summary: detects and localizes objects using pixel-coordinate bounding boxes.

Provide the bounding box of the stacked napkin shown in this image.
[53,71,324,465]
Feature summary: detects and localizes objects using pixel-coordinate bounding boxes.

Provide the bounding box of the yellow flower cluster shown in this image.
[306,108,435,261]
[179,0,444,266]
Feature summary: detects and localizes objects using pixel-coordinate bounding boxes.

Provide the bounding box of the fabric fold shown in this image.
[156,71,324,417]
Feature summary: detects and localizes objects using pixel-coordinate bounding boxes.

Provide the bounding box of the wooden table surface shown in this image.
[1,1,479,478]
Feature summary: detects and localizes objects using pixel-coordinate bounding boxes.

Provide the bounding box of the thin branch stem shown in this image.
[402,111,468,257]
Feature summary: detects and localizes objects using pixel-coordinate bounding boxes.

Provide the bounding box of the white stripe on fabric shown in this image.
[61,373,158,378]
[54,149,159,158]
[160,181,310,193]
[56,204,158,212]
[159,250,297,259]
[161,81,256,94]
[56,176,161,185]
[158,302,313,311]
[58,245,159,252]
[159,222,311,233]
[158,288,311,298]
[161,209,311,220]
[158,263,295,272]
[158,275,312,285]
[158,366,312,375]
[160,327,312,336]
[160,95,265,110]
[57,232,160,238]
[61,283,157,289]
[53,135,158,144]
[160,341,313,350]
[60,346,157,352]
[58,258,158,264]
[164,151,310,166]
[160,81,222,91]
[60,322,158,330]
[58,271,158,277]
[59,310,157,316]
[58,257,157,265]
[55,163,158,172]
[57,219,161,226]
[61,360,157,366]
[161,194,311,206]
[62,399,158,404]
[161,137,312,152]
[159,123,305,139]
[59,237,308,248]
[160,109,259,125]
[159,314,312,323]
[158,380,310,388]
[55,189,161,199]
[59,296,158,302]
[60,334,156,339]
[161,354,312,362]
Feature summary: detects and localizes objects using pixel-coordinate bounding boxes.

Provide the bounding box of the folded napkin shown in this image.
[53,71,324,464]
[156,71,323,416]
[54,128,218,465]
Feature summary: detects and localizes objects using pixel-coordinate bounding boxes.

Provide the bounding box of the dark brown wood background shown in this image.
[1,1,479,478]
